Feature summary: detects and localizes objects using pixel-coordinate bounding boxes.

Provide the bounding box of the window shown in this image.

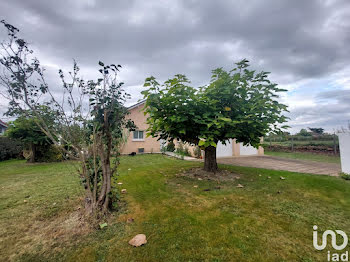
[138,148,144,153]
[133,130,144,141]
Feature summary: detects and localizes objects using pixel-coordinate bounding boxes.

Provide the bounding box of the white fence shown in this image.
[338,132,350,173]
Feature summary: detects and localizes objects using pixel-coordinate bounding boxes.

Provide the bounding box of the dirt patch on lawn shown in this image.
[176,167,241,182]
[11,203,93,261]
[10,198,125,261]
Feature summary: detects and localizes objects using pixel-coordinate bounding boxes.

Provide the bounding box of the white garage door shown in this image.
[239,143,258,155]
[216,140,233,158]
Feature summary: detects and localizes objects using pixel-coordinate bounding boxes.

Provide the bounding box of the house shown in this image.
[0,120,8,135]
[120,101,163,154]
[120,101,264,157]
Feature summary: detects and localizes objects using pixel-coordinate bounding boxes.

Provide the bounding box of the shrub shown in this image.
[160,145,166,153]
[166,141,175,152]
[194,146,202,158]
[176,142,191,157]
[176,142,184,155]
[0,137,23,161]
[184,146,191,157]
[35,145,63,162]
[341,173,350,181]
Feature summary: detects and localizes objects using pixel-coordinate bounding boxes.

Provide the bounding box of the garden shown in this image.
[1,154,350,261]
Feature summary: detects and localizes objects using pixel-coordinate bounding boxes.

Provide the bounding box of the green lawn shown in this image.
[0,155,349,261]
[265,150,340,164]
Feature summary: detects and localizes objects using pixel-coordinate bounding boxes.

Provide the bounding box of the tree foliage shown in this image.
[0,20,135,215]
[308,127,324,135]
[6,116,50,146]
[298,128,312,137]
[142,60,288,172]
[6,115,53,162]
[0,136,22,161]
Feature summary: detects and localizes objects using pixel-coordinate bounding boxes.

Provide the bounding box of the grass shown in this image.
[264,150,340,164]
[0,155,349,261]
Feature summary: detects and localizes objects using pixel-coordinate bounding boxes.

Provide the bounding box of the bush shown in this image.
[35,145,63,162]
[194,146,202,158]
[341,173,350,181]
[184,146,191,157]
[0,136,23,161]
[166,141,175,152]
[176,142,191,157]
[161,145,166,153]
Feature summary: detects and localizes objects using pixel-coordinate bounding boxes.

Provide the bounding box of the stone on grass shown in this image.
[117,182,123,185]
[193,185,198,188]
[121,189,127,194]
[198,178,203,181]
[267,176,271,179]
[236,184,244,188]
[129,234,147,247]
[280,176,286,180]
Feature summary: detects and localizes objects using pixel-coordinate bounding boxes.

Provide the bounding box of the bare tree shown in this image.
[0,20,135,216]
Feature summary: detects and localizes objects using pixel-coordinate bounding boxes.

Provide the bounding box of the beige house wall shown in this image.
[120,103,161,154]
[121,101,264,157]
[232,139,240,156]
[258,137,264,155]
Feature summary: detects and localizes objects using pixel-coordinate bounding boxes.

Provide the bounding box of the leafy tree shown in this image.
[298,128,311,137]
[308,127,324,135]
[0,21,135,215]
[6,116,52,163]
[142,60,288,172]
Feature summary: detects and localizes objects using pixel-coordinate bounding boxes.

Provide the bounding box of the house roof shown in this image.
[0,120,8,128]
[127,100,146,110]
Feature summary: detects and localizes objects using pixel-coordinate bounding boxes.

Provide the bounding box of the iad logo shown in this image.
[313,225,349,261]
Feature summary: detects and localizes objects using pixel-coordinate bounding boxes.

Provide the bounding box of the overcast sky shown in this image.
[0,0,349,133]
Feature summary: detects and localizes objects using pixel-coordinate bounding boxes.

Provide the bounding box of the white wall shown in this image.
[239,143,258,156]
[338,133,350,174]
[216,139,233,157]
[159,139,166,150]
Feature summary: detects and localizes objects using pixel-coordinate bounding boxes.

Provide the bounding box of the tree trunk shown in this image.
[28,143,36,163]
[204,146,218,172]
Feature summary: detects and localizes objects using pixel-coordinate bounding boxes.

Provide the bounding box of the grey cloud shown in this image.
[0,0,349,129]
[2,0,350,82]
[288,89,350,132]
